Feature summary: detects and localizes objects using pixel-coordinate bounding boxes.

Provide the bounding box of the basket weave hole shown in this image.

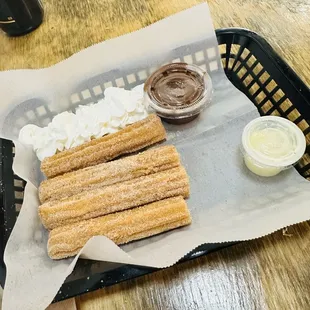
[138,70,147,81]
[270,110,281,116]
[259,71,271,84]
[287,109,301,122]
[248,82,260,95]
[237,66,247,79]
[306,132,310,146]
[15,204,22,212]
[207,48,216,59]
[218,45,227,67]
[272,88,285,102]
[36,106,46,117]
[183,55,193,64]
[46,104,58,113]
[15,190,23,200]
[103,81,113,89]
[199,64,207,72]
[242,74,253,87]
[70,93,80,104]
[298,153,310,169]
[218,44,226,55]
[14,179,23,187]
[92,85,102,96]
[228,58,235,70]
[297,119,310,145]
[279,98,293,112]
[255,91,266,104]
[252,62,263,76]
[16,117,26,127]
[232,61,242,72]
[25,110,36,121]
[81,89,91,99]
[241,48,250,59]
[260,100,274,114]
[195,51,204,62]
[172,58,181,63]
[297,119,309,133]
[116,78,125,87]
[247,55,257,67]
[266,80,277,93]
[231,44,240,55]
[209,61,218,72]
[126,74,136,84]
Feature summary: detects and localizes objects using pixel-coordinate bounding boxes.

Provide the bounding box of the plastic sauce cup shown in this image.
[143,63,213,124]
[241,116,306,177]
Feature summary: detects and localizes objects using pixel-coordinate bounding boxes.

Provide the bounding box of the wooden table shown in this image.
[1,0,310,309]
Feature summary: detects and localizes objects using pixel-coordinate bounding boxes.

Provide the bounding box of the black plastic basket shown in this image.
[0,28,310,302]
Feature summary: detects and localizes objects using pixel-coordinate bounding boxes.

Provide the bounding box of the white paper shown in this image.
[0,3,309,310]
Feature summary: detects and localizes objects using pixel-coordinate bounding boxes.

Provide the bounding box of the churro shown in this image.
[39,166,190,230]
[39,145,180,203]
[41,114,166,178]
[48,196,191,259]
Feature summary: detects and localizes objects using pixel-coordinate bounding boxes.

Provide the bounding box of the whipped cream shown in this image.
[19,84,148,161]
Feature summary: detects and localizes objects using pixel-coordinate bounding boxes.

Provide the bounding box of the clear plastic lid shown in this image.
[242,116,306,168]
[144,63,213,123]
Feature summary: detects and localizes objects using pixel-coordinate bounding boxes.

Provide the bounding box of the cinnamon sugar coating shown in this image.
[48,196,191,259]
[39,145,180,203]
[41,114,167,178]
[39,166,190,230]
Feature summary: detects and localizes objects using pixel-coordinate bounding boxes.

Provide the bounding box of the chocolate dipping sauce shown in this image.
[144,63,212,124]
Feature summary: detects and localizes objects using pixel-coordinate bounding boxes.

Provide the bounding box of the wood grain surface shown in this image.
[1,0,310,310]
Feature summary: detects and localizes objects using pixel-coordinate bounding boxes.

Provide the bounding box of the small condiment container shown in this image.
[144,63,213,124]
[241,116,306,177]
